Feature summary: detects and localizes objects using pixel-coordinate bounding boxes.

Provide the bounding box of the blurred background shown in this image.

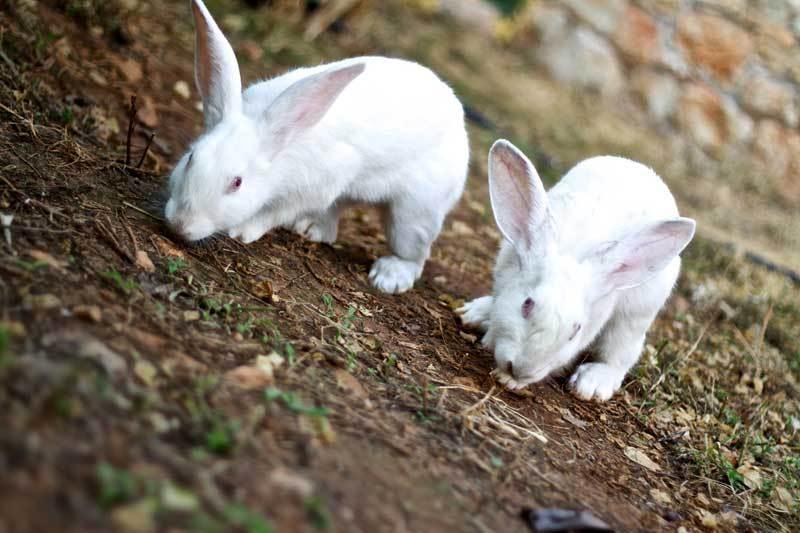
[198,0,800,272]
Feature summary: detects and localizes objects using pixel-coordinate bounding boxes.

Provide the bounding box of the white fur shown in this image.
[165,0,469,294]
[458,140,695,401]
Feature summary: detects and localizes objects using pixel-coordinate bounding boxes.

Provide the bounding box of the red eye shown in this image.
[230,176,242,192]
[521,297,535,319]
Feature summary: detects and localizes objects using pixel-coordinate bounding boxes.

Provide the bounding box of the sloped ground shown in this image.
[0,1,798,532]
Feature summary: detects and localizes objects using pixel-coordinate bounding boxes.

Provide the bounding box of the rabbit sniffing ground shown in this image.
[458,140,695,401]
[165,0,469,294]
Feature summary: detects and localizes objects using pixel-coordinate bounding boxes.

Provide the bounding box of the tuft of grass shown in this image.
[101,269,138,294]
[304,495,331,530]
[166,257,186,275]
[96,462,138,508]
[264,387,329,418]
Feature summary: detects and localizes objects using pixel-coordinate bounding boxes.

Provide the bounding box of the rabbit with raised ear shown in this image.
[458,140,695,401]
[165,0,469,294]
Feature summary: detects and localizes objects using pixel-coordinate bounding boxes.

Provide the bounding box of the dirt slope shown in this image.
[0,1,798,532]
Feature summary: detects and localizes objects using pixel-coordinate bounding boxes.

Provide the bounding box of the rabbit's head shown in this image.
[485,140,695,387]
[165,0,363,241]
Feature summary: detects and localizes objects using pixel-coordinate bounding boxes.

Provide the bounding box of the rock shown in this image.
[677,83,728,153]
[677,13,752,81]
[721,94,754,144]
[752,119,800,203]
[23,293,62,311]
[137,96,159,129]
[614,5,660,63]
[438,0,499,37]
[173,81,191,100]
[742,73,798,127]
[112,56,143,83]
[135,250,156,273]
[73,305,102,323]
[540,27,624,96]
[41,330,127,377]
[631,68,680,121]
[561,0,627,34]
[528,4,569,43]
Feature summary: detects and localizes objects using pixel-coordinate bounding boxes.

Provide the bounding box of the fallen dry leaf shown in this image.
[560,408,588,429]
[135,250,156,273]
[183,310,200,321]
[153,236,185,258]
[624,446,661,472]
[137,96,159,129]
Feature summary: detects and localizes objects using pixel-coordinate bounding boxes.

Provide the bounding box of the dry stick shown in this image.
[122,201,164,222]
[136,130,156,168]
[0,174,66,220]
[125,95,138,166]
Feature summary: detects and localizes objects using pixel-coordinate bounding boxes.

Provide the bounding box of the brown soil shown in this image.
[1,1,797,533]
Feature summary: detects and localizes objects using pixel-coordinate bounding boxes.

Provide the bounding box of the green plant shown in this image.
[304,496,331,530]
[101,269,137,294]
[264,387,329,418]
[223,503,274,533]
[166,257,186,274]
[96,462,138,508]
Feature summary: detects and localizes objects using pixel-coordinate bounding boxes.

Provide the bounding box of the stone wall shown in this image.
[439,0,800,206]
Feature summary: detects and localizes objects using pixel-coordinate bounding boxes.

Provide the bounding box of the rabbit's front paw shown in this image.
[491,367,529,390]
[230,219,269,244]
[368,256,422,294]
[456,296,493,332]
[291,215,337,244]
[569,363,625,402]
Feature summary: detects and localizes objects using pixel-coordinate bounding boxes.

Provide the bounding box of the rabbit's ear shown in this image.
[192,0,242,129]
[261,63,365,155]
[488,139,554,255]
[589,217,696,293]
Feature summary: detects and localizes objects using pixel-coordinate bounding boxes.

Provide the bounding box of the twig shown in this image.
[122,201,164,222]
[9,145,44,179]
[0,174,66,219]
[95,217,133,263]
[125,95,138,166]
[136,130,156,168]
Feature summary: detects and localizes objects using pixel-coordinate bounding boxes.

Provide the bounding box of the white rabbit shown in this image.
[165,0,469,294]
[458,140,695,401]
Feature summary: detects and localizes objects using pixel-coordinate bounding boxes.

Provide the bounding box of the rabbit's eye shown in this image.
[228,176,243,193]
[568,323,581,341]
[521,297,535,318]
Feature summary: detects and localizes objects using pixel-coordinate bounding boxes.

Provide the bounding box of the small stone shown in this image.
[24,293,62,311]
[183,310,200,321]
[89,70,109,87]
[135,250,156,273]
[113,56,143,83]
[134,360,158,386]
[173,80,191,100]
[74,305,102,323]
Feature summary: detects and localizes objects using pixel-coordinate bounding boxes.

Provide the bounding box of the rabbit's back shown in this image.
[547,156,680,258]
